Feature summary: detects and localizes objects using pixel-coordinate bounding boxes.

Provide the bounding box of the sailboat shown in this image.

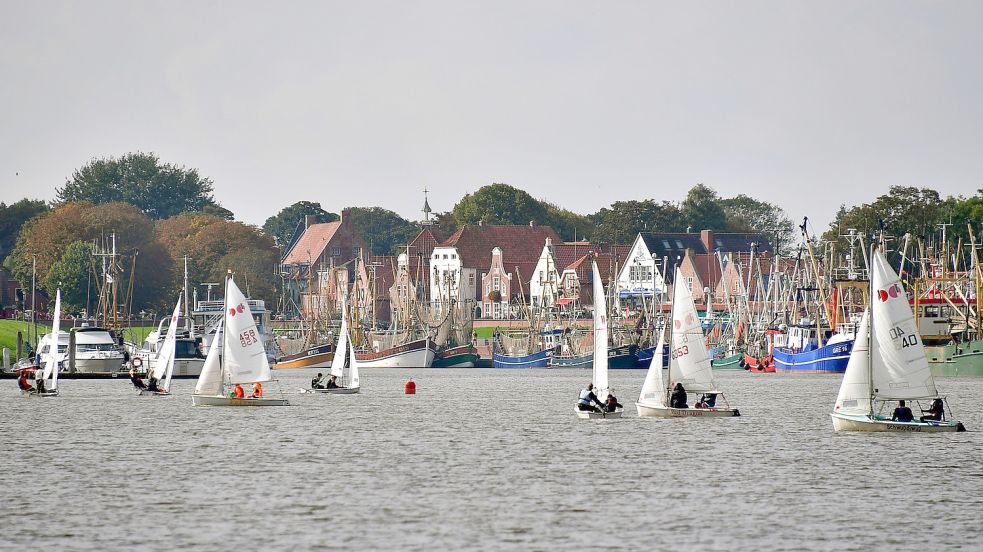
[830,249,966,432]
[34,289,62,397]
[314,300,360,394]
[575,259,622,419]
[636,269,740,418]
[140,293,181,396]
[191,272,289,407]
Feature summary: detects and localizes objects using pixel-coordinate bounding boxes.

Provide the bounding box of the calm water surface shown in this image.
[2,369,982,551]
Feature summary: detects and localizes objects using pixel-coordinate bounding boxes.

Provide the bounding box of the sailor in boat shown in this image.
[147,376,160,393]
[577,383,604,413]
[669,383,688,409]
[17,370,35,393]
[130,368,147,390]
[35,368,46,395]
[233,383,245,399]
[702,393,717,408]
[250,382,264,398]
[605,391,623,413]
[311,372,325,389]
[892,401,914,423]
[325,375,339,389]
[920,399,945,423]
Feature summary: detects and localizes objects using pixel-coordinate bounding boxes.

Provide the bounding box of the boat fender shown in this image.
[404,380,416,395]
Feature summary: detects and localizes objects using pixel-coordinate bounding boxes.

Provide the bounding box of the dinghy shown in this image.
[313,300,360,394]
[830,249,965,432]
[139,293,181,396]
[32,290,62,397]
[636,269,740,418]
[192,273,288,407]
[575,259,623,419]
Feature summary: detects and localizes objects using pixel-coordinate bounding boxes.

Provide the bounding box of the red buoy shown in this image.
[404,379,416,395]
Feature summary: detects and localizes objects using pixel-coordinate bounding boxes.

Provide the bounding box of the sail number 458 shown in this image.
[239,329,260,347]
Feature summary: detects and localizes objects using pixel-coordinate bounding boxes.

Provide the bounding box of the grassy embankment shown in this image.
[0,320,154,362]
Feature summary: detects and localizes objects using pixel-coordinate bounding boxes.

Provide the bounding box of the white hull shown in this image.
[22,390,59,397]
[574,406,623,419]
[357,347,435,368]
[830,412,965,432]
[312,386,360,394]
[636,401,741,418]
[137,389,172,397]
[192,394,289,407]
[73,356,126,374]
[148,357,206,377]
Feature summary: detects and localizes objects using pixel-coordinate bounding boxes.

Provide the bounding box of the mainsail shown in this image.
[223,277,272,385]
[637,328,666,406]
[194,324,223,396]
[591,260,609,397]
[330,300,349,380]
[42,290,62,390]
[833,308,872,415]
[153,293,183,391]
[668,269,716,393]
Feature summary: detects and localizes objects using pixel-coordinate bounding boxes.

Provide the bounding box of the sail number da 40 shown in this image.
[889,326,918,348]
[239,329,260,348]
[671,345,689,359]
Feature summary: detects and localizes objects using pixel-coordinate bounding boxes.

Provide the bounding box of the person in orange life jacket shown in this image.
[250,382,263,398]
[233,383,245,399]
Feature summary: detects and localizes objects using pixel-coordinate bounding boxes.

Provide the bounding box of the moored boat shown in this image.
[433,344,478,368]
[355,337,435,368]
[272,343,334,369]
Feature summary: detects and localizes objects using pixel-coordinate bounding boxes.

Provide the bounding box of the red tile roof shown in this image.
[282,222,343,265]
[439,224,562,273]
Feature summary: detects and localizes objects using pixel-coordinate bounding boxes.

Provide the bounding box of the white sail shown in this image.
[194,323,224,396]
[833,308,872,415]
[42,290,62,389]
[223,277,273,384]
[591,260,609,398]
[347,335,360,388]
[869,250,937,400]
[153,293,183,391]
[330,301,349,379]
[668,269,716,393]
[637,327,666,406]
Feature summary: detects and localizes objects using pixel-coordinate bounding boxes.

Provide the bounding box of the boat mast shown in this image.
[223,270,231,389]
[665,269,677,407]
[183,256,192,336]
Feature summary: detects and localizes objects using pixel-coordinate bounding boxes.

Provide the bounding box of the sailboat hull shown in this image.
[137,389,172,397]
[830,412,965,432]
[636,402,741,418]
[312,386,360,394]
[574,406,623,419]
[192,394,289,406]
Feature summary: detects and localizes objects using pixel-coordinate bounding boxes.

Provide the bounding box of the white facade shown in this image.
[430,246,477,304]
[529,238,561,308]
[615,235,667,307]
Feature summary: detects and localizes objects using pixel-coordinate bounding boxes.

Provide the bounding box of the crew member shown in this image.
[233,383,245,399]
[251,382,264,398]
[577,383,603,413]
[312,372,324,389]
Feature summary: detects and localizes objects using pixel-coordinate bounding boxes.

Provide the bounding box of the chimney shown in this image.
[700,229,714,253]
[305,215,317,229]
[340,208,349,223]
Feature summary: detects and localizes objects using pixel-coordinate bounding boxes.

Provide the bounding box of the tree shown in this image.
[719,195,796,253]
[263,201,339,248]
[680,184,727,231]
[346,207,419,255]
[0,198,48,261]
[589,200,684,244]
[56,152,228,220]
[947,189,983,244]
[44,241,91,313]
[821,186,949,248]
[452,183,550,227]
[7,201,174,311]
[542,203,594,242]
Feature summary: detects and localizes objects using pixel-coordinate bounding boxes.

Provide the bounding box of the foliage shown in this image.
[155,213,279,304]
[821,186,949,247]
[589,200,683,244]
[542,203,594,242]
[345,207,418,256]
[7,202,173,311]
[452,183,550,228]
[263,201,339,249]
[44,241,91,313]
[56,152,228,220]
[0,198,48,261]
[719,195,796,253]
[680,184,728,232]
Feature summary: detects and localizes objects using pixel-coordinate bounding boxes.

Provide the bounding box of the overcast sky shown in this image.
[2,1,980,233]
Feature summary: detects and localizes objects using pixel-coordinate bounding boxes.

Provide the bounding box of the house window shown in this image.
[469,273,475,286]
[331,246,341,256]
[443,254,448,259]
[733,280,740,292]
[662,240,671,249]
[675,240,684,249]
[352,246,361,257]
[451,254,457,259]
[686,277,694,292]
[493,276,500,291]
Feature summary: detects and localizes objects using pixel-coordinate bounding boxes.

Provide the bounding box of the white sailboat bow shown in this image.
[192,274,288,406]
[831,250,964,432]
[637,269,740,418]
[575,259,622,419]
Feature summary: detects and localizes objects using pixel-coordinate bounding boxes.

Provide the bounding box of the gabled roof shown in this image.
[409,227,444,260]
[282,222,343,265]
[691,254,723,291]
[639,232,772,259]
[438,225,562,271]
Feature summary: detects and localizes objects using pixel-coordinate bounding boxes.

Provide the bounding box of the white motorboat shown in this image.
[575,259,623,419]
[70,326,126,374]
[191,273,288,407]
[636,268,740,418]
[830,249,965,433]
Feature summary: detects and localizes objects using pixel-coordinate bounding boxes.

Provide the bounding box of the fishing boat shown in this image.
[433,343,479,368]
[314,301,359,394]
[636,270,740,418]
[831,250,965,432]
[32,290,62,397]
[355,336,436,368]
[191,273,288,407]
[575,259,622,419]
[139,294,181,396]
[493,328,556,368]
[273,343,334,369]
[709,344,744,369]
